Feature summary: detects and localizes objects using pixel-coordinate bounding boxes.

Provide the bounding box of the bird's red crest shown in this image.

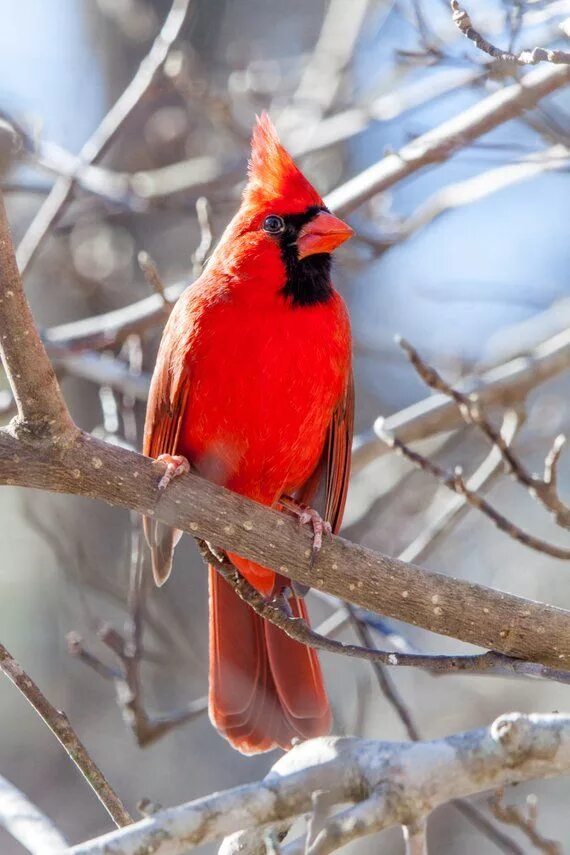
[243,112,323,215]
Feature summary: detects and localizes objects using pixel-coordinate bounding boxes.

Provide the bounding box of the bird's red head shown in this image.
[211,114,353,306]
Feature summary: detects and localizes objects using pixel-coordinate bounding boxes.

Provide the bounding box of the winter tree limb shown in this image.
[0,642,132,828]
[15,0,193,274]
[326,62,570,216]
[0,773,68,854]
[66,713,570,855]
[451,1,570,67]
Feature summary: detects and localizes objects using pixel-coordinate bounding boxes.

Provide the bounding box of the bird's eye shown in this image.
[263,215,285,234]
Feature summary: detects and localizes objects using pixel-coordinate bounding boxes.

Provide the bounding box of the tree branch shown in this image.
[66,713,570,855]
[0,773,68,854]
[0,642,131,828]
[326,63,570,216]
[0,196,74,434]
[451,2,570,67]
[15,0,193,274]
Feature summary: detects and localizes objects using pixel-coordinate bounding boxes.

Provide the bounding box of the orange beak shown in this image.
[297,210,354,260]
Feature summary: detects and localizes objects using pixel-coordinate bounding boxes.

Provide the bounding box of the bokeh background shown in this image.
[1,0,570,851]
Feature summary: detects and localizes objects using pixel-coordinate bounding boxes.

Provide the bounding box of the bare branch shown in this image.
[399,410,519,564]
[66,713,570,855]
[326,63,570,216]
[0,642,131,828]
[354,326,570,471]
[16,0,193,274]
[67,625,208,747]
[203,547,570,684]
[0,195,74,433]
[0,773,68,854]
[137,252,171,313]
[489,789,562,854]
[451,2,570,67]
[191,197,213,277]
[398,338,570,531]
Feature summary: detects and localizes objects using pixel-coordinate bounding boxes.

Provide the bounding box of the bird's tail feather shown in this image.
[208,563,331,754]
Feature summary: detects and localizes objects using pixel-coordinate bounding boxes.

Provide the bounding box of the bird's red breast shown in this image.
[144,112,354,752]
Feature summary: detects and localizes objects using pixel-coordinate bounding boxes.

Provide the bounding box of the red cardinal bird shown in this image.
[143,113,354,754]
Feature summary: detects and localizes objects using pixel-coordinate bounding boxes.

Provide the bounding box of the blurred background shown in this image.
[1,0,570,851]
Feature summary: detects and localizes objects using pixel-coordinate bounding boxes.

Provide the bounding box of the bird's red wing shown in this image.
[322,370,354,534]
[296,370,354,535]
[143,308,191,585]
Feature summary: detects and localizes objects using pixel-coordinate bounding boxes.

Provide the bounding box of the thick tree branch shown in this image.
[66,713,570,855]
[202,546,570,684]
[3,426,570,671]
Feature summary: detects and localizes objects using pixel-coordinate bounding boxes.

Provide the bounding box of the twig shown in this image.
[0,773,68,854]
[68,626,208,747]
[16,0,193,274]
[489,789,562,854]
[398,337,570,531]
[451,2,570,67]
[191,197,213,277]
[0,642,132,828]
[354,326,570,471]
[138,252,171,312]
[346,586,524,854]
[398,410,520,564]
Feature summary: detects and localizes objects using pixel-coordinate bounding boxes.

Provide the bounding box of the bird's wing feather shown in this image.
[297,369,354,535]
[143,302,192,585]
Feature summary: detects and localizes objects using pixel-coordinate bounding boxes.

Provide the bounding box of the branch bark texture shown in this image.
[67,713,570,855]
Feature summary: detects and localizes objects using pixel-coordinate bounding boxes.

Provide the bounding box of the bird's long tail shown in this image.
[208,562,332,754]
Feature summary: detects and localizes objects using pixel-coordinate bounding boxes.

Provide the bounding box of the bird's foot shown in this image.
[156,454,190,491]
[270,587,294,617]
[280,496,332,565]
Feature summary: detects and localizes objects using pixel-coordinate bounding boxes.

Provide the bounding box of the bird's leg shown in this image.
[155,453,191,491]
[270,586,294,617]
[279,495,332,570]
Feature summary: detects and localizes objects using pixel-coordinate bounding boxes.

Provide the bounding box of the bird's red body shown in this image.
[144,115,353,753]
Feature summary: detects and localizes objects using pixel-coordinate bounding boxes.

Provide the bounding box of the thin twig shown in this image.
[137,251,172,313]
[451,1,570,67]
[489,789,562,854]
[0,642,132,827]
[398,337,570,532]
[346,605,524,854]
[191,197,213,277]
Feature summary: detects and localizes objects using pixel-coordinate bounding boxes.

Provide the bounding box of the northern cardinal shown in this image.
[143,114,354,754]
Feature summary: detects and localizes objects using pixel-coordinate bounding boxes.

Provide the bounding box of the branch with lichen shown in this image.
[66,712,570,855]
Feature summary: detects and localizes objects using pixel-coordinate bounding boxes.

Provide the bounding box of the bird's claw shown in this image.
[280,496,331,566]
[298,508,332,556]
[156,454,190,491]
